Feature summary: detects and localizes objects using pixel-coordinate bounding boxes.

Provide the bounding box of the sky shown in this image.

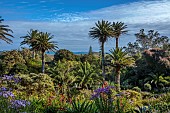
[0,0,170,52]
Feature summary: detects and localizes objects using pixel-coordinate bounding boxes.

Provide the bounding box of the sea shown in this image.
[46,51,88,55]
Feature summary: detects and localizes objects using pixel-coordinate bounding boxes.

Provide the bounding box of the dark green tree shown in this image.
[0,50,25,74]
[54,49,77,61]
[88,46,93,55]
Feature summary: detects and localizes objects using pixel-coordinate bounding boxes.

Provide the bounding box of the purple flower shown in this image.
[91,86,114,100]
[13,77,21,83]
[0,86,15,98]
[10,100,30,108]
[1,74,21,84]
[0,91,15,98]
[2,75,13,81]
[0,87,8,91]
[90,93,100,100]
[94,86,114,94]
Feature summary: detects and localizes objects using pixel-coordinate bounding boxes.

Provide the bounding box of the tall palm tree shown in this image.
[0,16,13,44]
[20,29,39,59]
[112,22,128,48]
[108,48,135,92]
[89,20,112,78]
[32,32,58,73]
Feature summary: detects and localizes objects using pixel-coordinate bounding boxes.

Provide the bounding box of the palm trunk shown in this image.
[32,50,35,59]
[42,51,45,73]
[115,67,121,92]
[116,37,119,49]
[101,42,105,79]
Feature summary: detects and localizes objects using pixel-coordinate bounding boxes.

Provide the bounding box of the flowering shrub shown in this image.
[0,75,30,112]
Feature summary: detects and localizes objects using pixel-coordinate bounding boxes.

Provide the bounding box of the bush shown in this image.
[9,63,28,74]
[54,49,79,61]
[122,90,142,106]
[141,92,153,99]
[14,73,55,96]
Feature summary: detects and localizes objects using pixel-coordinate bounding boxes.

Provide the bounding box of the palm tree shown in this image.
[108,48,135,92]
[0,16,13,44]
[32,32,58,73]
[20,29,39,59]
[112,22,128,48]
[89,20,112,78]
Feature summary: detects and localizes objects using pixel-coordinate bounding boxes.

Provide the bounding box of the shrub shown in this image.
[54,49,79,61]
[9,63,28,74]
[14,73,55,96]
[141,91,153,99]
[122,90,142,106]
[0,75,31,113]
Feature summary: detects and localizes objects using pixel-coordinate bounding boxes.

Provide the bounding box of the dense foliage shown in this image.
[0,17,170,112]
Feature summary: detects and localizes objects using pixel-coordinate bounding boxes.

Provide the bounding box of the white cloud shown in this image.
[82,0,170,24]
[52,13,90,22]
[1,0,170,52]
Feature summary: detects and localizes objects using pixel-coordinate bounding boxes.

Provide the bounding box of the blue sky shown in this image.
[1,0,170,52]
[1,0,140,21]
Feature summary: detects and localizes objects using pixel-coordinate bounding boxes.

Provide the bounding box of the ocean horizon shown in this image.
[46,51,89,55]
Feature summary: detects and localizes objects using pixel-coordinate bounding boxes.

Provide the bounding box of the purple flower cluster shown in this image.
[0,87,15,98]
[0,75,31,110]
[0,90,15,98]
[0,87,8,91]
[0,75,19,98]
[91,86,114,100]
[1,74,21,83]
[10,100,30,108]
